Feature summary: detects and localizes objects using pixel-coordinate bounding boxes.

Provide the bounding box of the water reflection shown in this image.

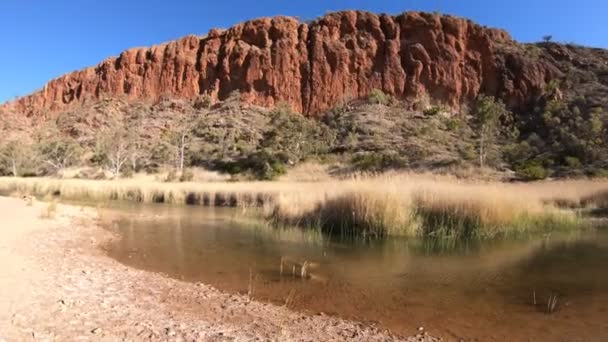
[101,203,608,341]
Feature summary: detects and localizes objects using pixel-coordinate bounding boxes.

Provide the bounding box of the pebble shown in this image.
[91,327,101,334]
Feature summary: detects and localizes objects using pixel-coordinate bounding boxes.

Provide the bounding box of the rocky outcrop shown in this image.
[2,11,561,116]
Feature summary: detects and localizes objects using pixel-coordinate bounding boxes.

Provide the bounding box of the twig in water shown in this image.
[284,289,296,308]
[301,261,309,279]
[247,267,258,300]
[546,294,559,314]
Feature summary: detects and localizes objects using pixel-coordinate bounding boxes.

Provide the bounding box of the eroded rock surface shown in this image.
[3,11,562,117]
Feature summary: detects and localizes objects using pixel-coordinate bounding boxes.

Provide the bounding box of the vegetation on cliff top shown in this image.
[1,86,608,181]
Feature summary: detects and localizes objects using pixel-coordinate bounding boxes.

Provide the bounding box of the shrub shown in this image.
[214,151,288,180]
[590,168,608,178]
[193,94,212,109]
[444,118,460,131]
[368,89,390,105]
[516,161,550,180]
[179,168,194,182]
[121,167,134,178]
[564,156,583,169]
[458,145,477,161]
[215,161,242,175]
[164,170,178,182]
[351,152,406,172]
[504,141,537,167]
[423,106,443,116]
[262,104,335,162]
[265,160,287,180]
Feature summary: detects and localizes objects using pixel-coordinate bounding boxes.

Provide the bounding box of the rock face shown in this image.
[2,11,560,116]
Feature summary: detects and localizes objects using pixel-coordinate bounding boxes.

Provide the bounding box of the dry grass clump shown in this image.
[412,186,576,239]
[270,191,418,238]
[40,200,58,219]
[580,189,608,208]
[268,176,586,239]
[0,173,598,240]
[0,177,277,207]
[578,189,608,216]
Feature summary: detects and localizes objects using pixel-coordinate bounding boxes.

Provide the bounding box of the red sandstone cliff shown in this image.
[1,11,560,116]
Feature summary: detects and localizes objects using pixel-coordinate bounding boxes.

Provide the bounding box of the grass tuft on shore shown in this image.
[0,174,601,240]
[269,191,419,238]
[269,184,583,239]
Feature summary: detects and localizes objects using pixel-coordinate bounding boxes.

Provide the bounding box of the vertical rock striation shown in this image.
[2,11,559,117]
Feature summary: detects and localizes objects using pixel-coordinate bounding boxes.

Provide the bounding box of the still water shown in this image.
[100,203,608,341]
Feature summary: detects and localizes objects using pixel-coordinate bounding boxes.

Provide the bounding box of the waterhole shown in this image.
[101,203,608,341]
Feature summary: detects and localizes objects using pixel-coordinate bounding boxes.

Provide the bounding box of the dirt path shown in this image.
[0,197,438,341]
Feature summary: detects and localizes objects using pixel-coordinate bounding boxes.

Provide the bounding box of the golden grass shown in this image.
[0,177,278,207]
[581,189,608,208]
[270,190,418,237]
[267,175,594,238]
[40,200,58,219]
[57,166,231,182]
[1,173,605,239]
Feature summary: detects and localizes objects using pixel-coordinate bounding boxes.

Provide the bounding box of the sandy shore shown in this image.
[0,197,439,341]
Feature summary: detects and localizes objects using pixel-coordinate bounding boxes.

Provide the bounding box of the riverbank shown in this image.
[0,196,437,341]
[2,175,607,239]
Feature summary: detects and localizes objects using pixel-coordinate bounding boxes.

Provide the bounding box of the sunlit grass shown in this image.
[0,173,603,240]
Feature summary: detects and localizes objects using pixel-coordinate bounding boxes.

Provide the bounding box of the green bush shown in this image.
[368,89,390,105]
[213,151,288,180]
[503,141,537,166]
[215,161,242,175]
[351,152,406,172]
[444,118,460,131]
[458,145,477,161]
[590,168,608,178]
[564,156,583,169]
[516,161,550,180]
[262,104,335,162]
[423,106,443,116]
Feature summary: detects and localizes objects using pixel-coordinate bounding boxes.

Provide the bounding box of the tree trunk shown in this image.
[11,159,17,177]
[131,153,137,171]
[179,134,186,172]
[479,129,485,168]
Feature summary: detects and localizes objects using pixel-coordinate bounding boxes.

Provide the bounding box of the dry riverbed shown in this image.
[0,197,439,341]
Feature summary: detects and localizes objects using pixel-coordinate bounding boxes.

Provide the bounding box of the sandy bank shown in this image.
[0,197,438,341]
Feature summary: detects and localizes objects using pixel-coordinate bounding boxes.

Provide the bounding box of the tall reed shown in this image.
[0,174,596,240]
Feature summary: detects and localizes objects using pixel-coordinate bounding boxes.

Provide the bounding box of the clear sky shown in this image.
[1,0,606,103]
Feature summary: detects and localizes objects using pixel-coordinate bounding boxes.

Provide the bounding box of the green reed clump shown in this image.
[414,197,582,240]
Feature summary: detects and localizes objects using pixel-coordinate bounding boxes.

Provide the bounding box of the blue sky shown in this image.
[1,0,606,103]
